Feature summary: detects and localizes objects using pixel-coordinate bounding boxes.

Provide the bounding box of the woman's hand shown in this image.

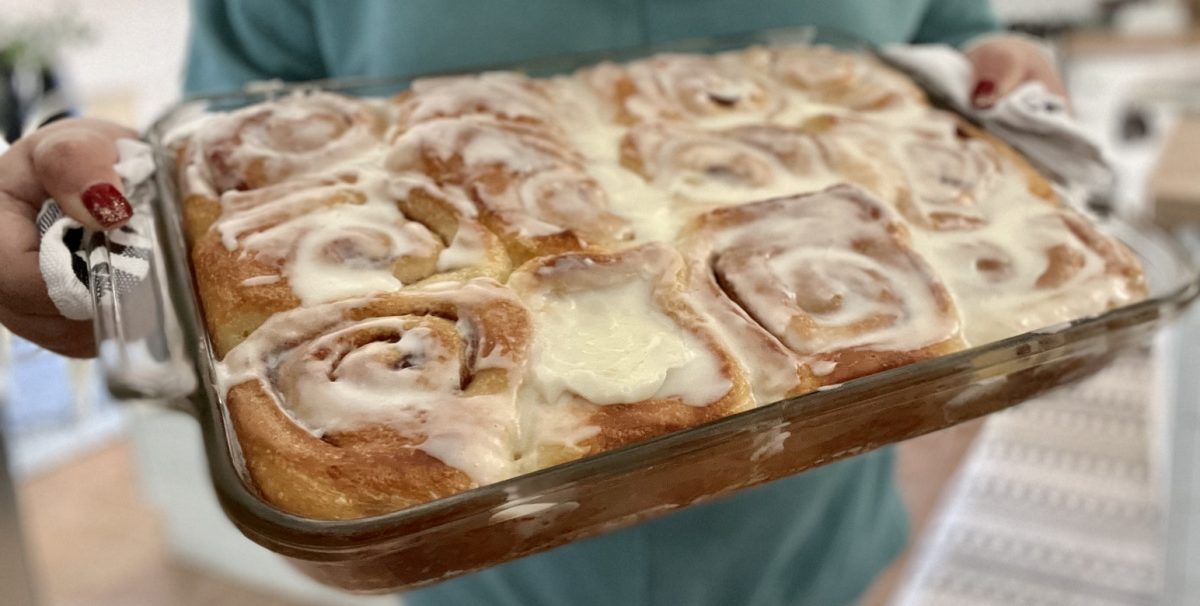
[965,35,1067,108]
[0,118,137,357]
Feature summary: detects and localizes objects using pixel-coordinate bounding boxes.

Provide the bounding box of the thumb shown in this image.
[32,126,134,230]
[967,46,1025,109]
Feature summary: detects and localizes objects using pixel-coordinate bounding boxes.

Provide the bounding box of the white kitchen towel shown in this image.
[880,44,1114,193]
[36,138,156,320]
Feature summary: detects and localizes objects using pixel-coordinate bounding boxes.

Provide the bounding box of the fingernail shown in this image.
[972,80,996,107]
[81,183,133,228]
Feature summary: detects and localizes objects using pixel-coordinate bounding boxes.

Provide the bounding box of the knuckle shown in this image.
[33,129,115,175]
[40,134,97,165]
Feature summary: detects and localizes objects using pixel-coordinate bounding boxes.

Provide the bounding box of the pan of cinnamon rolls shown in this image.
[135,30,1196,591]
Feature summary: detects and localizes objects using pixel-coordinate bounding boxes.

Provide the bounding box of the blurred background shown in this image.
[1,1,1199,605]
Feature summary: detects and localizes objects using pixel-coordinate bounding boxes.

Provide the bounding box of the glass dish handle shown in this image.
[87,161,196,405]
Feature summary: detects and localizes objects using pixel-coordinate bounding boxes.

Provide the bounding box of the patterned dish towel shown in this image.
[893,352,1162,606]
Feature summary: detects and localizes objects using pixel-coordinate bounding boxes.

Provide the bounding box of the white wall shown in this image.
[0,0,190,127]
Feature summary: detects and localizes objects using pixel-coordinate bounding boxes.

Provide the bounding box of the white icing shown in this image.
[240,275,280,286]
[616,52,785,127]
[209,170,497,305]
[750,426,790,462]
[516,381,603,467]
[215,173,442,305]
[488,501,562,523]
[890,125,1141,344]
[390,117,562,174]
[551,79,683,243]
[184,91,383,192]
[437,224,489,272]
[488,500,581,537]
[216,282,525,486]
[180,45,1145,493]
[388,115,632,244]
[809,359,837,376]
[283,204,430,303]
[403,71,558,126]
[584,163,682,243]
[527,278,728,406]
[706,186,960,355]
[184,163,218,200]
[624,124,842,206]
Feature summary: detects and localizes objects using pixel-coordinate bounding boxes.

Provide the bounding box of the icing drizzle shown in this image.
[174,44,1146,486]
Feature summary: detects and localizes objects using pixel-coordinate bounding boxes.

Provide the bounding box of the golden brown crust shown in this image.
[187,173,511,357]
[225,284,531,520]
[229,381,476,519]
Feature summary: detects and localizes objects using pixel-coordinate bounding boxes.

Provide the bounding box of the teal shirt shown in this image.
[185,0,998,94]
[183,2,999,605]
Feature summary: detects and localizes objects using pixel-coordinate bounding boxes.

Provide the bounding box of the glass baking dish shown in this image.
[90,27,1200,593]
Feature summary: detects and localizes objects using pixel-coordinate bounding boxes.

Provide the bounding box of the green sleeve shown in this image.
[183,0,327,95]
[911,0,1002,47]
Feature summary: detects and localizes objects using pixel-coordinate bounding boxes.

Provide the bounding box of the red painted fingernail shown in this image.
[972,80,996,107]
[81,183,132,228]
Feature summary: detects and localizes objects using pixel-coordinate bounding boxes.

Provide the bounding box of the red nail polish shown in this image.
[972,80,996,106]
[81,183,132,228]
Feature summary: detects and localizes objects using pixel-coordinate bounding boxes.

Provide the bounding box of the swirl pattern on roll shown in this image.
[182,92,386,193]
[924,203,1147,344]
[218,281,531,520]
[891,116,1056,232]
[508,243,753,469]
[387,116,633,263]
[678,184,966,387]
[770,46,926,111]
[619,122,835,206]
[392,71,564,131]
[188,171,510,356]
[583,50,785,126]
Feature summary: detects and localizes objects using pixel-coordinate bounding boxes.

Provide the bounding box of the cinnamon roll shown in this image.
[800,114,911,204]
[188,171,510,356]
[392,71,564,131]
[583,50,784,126]
[678,184,966,388]
[508,243,753,469]
[182,91,387,193]
[219,280,532,520]
[387,116,634,263]
[923,202,1148,344]
[770,46,926,112]
[617,114,923,211]
[890,116,1056,231]
[619,122,839,206]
